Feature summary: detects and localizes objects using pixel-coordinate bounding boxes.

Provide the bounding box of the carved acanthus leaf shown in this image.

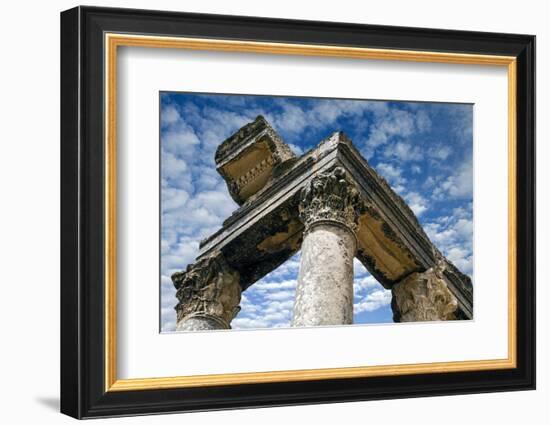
[172,252,241,327]
[299,167,362,232]
[391,263,458,322]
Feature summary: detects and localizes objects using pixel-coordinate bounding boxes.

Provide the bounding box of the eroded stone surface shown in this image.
[355,211,420,284]
[215,115,295,205]
[292,223,356,326]
[172,252,241,330]
[391,264,458,322]
[177,314,232,331]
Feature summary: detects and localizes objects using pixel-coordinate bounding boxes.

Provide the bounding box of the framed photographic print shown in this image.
[60,6,535,419]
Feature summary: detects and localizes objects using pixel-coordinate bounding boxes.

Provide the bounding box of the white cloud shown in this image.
[354,258,369,275]
[231,317,272,329]
[446,247,473,275]
[161,320,176,332]
[189,189,236,219]
[272,101,308,134]
[455,218,473,239]
[288,143,304,155]
[433,158,472,199]
[161,105,181,126]
[424,223,457,247]
[161,187,189,213]
[161,150,191,189]
[382,141,423,161]
[354,289,392,313]
[366,109,416,147]
[452,205,473,220]
[375,162,405,187]
[264,300,295,315]
[267,98,377,137]
[162,127,200,157]
[161,239,200,273]
[429,145,453,161]
[253,278,297,292]
[264,290,295,301]
[415,110,432,132]
[194,166,224,191]
[233,275,297,330]
[354,275,380,294]
[449,104,473,145]
[364,107,431,150]
[373,162,411,195]
[422,205,473,277]
[404,191,428,216]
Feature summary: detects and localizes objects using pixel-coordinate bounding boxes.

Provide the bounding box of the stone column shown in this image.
[172,251,241,331]
[292,167,362,327]
[391,264,458,322]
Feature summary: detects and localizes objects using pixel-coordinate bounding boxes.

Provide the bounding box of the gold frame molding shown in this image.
[104,33,517,392]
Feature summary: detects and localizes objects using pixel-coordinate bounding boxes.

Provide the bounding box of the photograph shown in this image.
[160,92,474,332]
[58,5,535,418]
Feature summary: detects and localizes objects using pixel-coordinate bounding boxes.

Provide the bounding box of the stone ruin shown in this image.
[171,116,473,331]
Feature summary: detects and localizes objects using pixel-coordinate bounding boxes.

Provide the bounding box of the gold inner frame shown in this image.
[104,33,517,392]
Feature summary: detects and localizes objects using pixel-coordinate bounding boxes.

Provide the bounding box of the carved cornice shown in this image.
[299,167,363,234]
[215,115,294,166]
[391,262,458,322]
[172,251,241,328]
[231,155,276,193]
[215,115,296,206]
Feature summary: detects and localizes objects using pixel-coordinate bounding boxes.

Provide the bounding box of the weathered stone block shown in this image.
[391,264,458,322]
[215,115,295,205]
[172,252,241,330]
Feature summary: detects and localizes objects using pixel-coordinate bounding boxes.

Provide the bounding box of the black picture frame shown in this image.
[60,5,535,419]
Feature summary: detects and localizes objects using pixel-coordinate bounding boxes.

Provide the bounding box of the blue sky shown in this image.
[160,92,473,332]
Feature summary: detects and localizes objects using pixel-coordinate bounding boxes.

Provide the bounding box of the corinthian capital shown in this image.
[391,265,458,322]
[172,251,241,330]
[299,167,362,233]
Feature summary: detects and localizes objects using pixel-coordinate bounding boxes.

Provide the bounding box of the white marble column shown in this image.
[172,251,241,331]
[292,167,362,327]
[391,264,458,322]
